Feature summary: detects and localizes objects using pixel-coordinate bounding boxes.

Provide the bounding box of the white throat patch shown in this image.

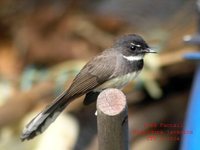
[123,55,143,61]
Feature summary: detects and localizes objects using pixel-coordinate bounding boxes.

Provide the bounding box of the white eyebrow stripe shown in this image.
[130,43,141,47]
[123,55,143,61]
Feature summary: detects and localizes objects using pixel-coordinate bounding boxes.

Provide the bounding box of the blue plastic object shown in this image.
[181,52,200,150]
[184,52,200,60]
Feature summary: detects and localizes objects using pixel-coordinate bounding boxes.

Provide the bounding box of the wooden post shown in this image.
[97,88,129,150]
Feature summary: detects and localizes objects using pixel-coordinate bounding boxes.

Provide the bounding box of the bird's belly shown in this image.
[94,71,140,92]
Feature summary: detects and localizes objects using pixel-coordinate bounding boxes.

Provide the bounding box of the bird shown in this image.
[21,34,156,141]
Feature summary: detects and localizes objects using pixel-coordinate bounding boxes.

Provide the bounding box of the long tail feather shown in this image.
[21,92,70,141]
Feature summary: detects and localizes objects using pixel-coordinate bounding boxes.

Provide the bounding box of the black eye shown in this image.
[129,43,142,51]
[130,45,137,51]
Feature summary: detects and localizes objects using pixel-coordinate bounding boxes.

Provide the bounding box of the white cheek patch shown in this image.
[123,55,143,61]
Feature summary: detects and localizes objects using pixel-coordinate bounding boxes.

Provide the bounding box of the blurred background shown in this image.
[0,0,198,150]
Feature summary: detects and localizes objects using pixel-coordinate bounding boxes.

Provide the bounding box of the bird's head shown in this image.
[113,34,156,58]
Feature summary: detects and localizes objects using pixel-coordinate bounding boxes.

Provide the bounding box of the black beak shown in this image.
[143,48,157,53]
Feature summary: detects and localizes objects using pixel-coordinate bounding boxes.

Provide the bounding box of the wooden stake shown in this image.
[97,88,129,150]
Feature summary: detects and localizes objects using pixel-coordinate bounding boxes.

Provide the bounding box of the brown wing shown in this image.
[21,50,118,141]
[65,53,117,99]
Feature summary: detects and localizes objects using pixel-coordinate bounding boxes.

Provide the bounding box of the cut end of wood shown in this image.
[97,88,126,116]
